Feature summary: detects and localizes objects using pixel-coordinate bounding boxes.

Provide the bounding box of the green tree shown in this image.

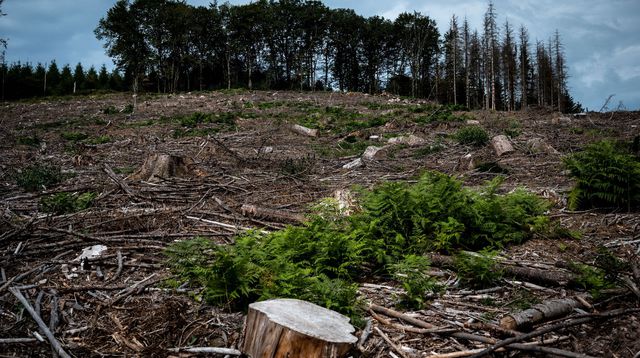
[46,61,60,96]
[73,62,85,92]
[58,64,74,95]
[95,0,151,92]
[85,66,99,90]
[98,64,109,89]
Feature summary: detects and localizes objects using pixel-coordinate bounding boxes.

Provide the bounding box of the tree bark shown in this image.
[242,298,357,358]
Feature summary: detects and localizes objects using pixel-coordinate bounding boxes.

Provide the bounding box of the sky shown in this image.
[1,0,639,111]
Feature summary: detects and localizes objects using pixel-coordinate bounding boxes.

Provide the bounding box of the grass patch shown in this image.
[102,104,133,114]
[86,135,112,145]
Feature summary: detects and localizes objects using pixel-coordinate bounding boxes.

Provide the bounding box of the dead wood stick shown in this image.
[103,164,137,198]
[112,250,123,282]
[369,308,455,334]
[374,327,410,358]
[167,346,242,355]
[109,273,159,305]
[0,265,43,294]
[621,276,640,299]
[468,308,640,358]
[370,304,589,357]
[357,318,372,350]
[240,204,305,224]
[8,288,71,358]
[500,297,584,330]
[0,337,39,344]
[426,337,571,358]
[48,227,105,244]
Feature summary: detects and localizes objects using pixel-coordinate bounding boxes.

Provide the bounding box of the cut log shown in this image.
[130,154,203,182]
[500,298,584,331]
[242,298,357,358]
[291,124,318,137]
[491,135,514,156]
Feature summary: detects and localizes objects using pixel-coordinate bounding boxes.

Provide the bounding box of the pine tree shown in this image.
[518,25,530,110]
[73,63,85,93]
[501,20,516,111]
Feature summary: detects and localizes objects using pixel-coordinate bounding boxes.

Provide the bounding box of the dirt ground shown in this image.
[1,90,639,357]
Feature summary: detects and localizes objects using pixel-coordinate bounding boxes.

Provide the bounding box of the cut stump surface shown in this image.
[243,298,357,358]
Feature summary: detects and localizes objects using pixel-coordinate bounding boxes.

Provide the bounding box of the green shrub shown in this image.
[389,255,440,308]
[166,171,550,316]
[16,134,41,147]
[40,192,96,214]
[87,135,112,144]
[455,126,489,146]
[564,140,640,210]
[176,112,237,128]
[102,106,118,115]
[454,249,503,288]
[61,131,89,141]
[504,119,522,138]
[15,164,64,191]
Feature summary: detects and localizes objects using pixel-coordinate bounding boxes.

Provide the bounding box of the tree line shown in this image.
[0,62,126,100]
[2,0,581,112]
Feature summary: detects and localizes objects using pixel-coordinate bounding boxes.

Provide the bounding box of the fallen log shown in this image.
[468,308,640,358]
[242,298,357,358]
[500,297,584,331]
[291,124,318,137]
[241,204,305,224]
[427,253,577,286]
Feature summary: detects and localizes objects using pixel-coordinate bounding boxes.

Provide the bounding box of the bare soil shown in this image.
[1,91,639,357]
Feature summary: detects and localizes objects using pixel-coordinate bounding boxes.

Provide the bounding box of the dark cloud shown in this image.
[1,0,637,109]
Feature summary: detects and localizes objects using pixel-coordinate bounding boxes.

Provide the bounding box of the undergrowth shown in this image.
[40,192,96,214]
[15,164,65,191]
[564,140,640,211]
[455,126,489,147]
[166,171,550,317]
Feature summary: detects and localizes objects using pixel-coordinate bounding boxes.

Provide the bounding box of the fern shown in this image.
[166,171,551,316]
[564,140,640,210]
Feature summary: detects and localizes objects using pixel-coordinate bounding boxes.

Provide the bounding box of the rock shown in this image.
[466,120,481,125]
[491,135,515,156]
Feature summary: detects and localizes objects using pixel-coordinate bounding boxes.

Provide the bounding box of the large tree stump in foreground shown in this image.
[243,298,357,358]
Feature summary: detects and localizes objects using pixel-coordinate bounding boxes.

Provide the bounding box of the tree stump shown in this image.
[130,154,202,182]
[242,298,357,358]
[491,135,515,156]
